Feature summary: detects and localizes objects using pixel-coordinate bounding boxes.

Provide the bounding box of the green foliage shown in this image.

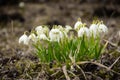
[19,19,108,65]
[34,35,104,64]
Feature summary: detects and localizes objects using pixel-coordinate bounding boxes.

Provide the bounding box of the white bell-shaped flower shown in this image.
[65,25,72,33]
[58,25,64,31]
[78,27,90,37]
[49,28,62,42]
[37,34,49,40]
[57,25,68,38]
[74,21,82,30]
[35,26,44,35]
[43,26,49,34]
[98,24,108,34]
[89,24,99,37]
[28,33,37,43]
[57,26,67,38]
[19,34,29,45]
[60,30,68,39]
[35,26,43,31]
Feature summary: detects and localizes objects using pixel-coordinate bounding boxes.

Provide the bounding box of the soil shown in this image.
[0,0,120,80]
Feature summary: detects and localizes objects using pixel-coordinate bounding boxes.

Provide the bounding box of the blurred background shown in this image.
[0,0,120,57]
[0,1,120,79]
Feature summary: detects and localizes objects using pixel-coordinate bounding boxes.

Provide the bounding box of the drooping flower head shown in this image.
[37,33,49,41]
[98,21,108,34]
[57,25,68,39]
[35,25,49,36]
[78,24,90,37]
[65,25,72,33]
[19,33,29,45]
[28,33,37,43]
[42,26,49,35]
[78,27,90,37]
[74,18,83,30]
[89,20,99,38]
[49,28,62,42]
[35,26,44,35]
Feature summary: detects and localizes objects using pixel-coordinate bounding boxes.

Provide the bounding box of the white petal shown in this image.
[89,24,99,37]
[74,21,82,30]
[37,34,49,40]
[65,25,72,32]
[35,26,44,35]
[98,24,108,33]
[49,29,61,42]
[28,33,37,42]
[35,26,43,31]
[19,34,29,45]
[78,27,89,37]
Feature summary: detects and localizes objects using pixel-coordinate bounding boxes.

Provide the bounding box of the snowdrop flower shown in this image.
[60,30,68,39]
[28,33,37,43]
[43,26,49,34]
[58,25,64,30]
[35,26,44,35]
[78,27,90,37]
[89,24,99,37]
[98,23,108,34]
[37,34,49,40]
[57,25,68,38]
[74,20,82,30]
[19,34,29,45]
[35,26,43,31]
[65,25,72,33]
[49,28,62,42]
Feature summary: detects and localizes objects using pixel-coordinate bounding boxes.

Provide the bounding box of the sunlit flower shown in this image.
[65,25,72,33]
[58,25,64,31]
[89,24,99,37]
[35,26,43,31]
[74,21,82,30]
[19,34,29,45]
[60,30,68,39]
[43,26,49,34]
[98,24,108,34]
[49,28,62,42]
[35,26,44,35]
[78,27,90,37]
[28,33,37,43]
[57,26,67,38]
[37,34,49,40]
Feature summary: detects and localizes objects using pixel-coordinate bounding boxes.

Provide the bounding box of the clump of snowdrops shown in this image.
[19,19,108,65]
